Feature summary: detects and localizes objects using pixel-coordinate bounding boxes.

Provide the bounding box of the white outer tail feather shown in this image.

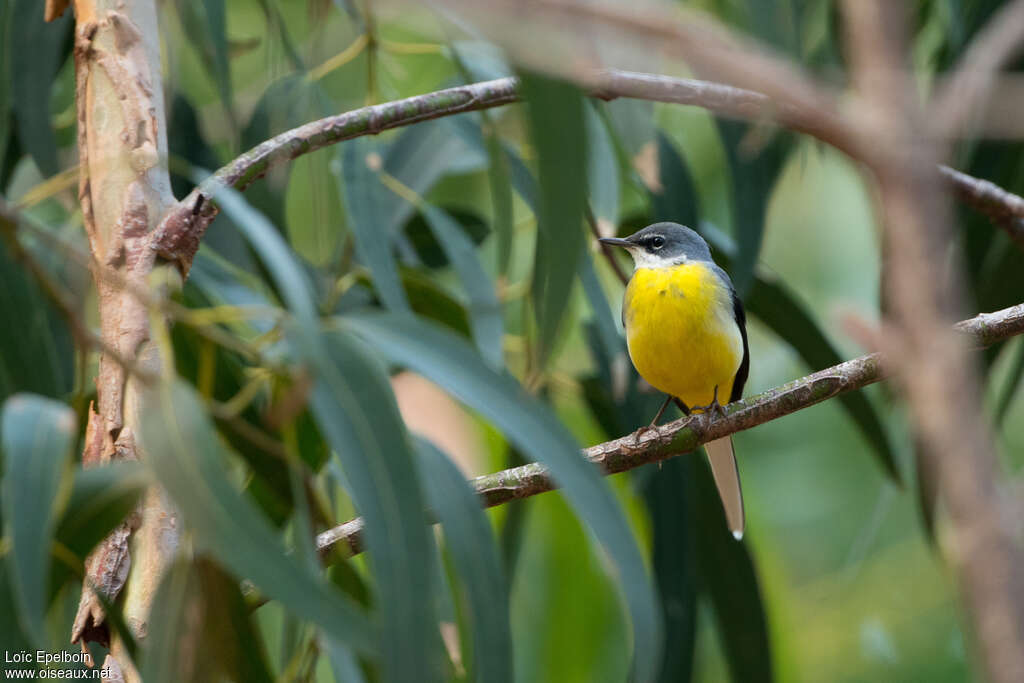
[704,436,745,540]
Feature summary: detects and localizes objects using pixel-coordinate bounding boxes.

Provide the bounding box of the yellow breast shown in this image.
[623,263,743,409]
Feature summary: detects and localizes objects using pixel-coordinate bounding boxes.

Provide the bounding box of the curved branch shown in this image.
[152,70,1024,273]
[316,302,1024,557]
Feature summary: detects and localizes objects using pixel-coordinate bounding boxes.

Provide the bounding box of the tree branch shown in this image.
[152,70,1024,274]
[316,302,1024,558]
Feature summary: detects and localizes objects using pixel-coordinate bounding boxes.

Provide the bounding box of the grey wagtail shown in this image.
[600,222,750,539]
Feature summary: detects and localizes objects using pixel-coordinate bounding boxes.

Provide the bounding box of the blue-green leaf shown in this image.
[0,230,74,402]
[206,180,317,324]
[521,74,588,364]
[54,463,147,561]
[586,103,620,226]
[485,129,515,276]
[175,0,234,132]
[338,311,662,683]
[1,394,76,646]
[415,437,512,683]
[339,138,411,312]
[641,458,696,683]
[305,328,441,683]
[143,557,273,683]
[421,205,503,368]
[138,381,375,653]
[9,0,71,177]
[717,120,790,297]
[652,132,699,229]
[685,456,772,683]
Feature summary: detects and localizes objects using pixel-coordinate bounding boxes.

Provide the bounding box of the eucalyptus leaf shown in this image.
[717,120,790,297]
[415,437,512,683]
[1,394,76,647]
[9,0,71,177]
[586,103,620,226]
[685,456,772,683]
[339,138,411,311]
[139,382,376,654]
[421,205,503,368]
[521,74,588,365]
[305,328,441,683]
[338,311,662,683]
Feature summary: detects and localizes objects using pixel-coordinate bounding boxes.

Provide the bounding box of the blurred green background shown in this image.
[1,0,1022,681]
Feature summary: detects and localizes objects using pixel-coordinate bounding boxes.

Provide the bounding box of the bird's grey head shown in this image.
[599,222,712,270]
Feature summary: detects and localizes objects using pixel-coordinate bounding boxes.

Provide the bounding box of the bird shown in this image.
[600,222,749,539]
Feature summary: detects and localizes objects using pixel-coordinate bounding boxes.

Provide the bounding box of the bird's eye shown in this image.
[650,235,665,249]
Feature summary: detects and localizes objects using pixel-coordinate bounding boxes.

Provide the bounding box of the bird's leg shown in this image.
[633,395,677,444]
[648,395,673,427]
[690,385,728,419]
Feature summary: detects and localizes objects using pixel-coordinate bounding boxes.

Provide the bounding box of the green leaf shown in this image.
[338,311,662,683]
[138,381,376,653]
[586,103,620,225]
[404,208,490,269]
[143,557,273,683]
[702,226,901,483]
[1,394,76,647]
[521,74,588,365]
[718,120,790,297]
[415,437,513,683]
[995,337,1024,426]
[339,138,411,312]
[175,0,235,132]
[421,205,503,368]
[206,180,317,324]
[305,328,441,683]
[0,231,74,402]
[641,459,697,683]
[9,0,71,177]
[685,456,772,683]
[652,132,699,229]
[486,130,515,275]
[0,0,13,174]
[54,463,147,561]
[383,118,486,233]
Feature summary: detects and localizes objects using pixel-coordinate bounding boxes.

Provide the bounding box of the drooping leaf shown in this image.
[415,437,513,683]
[143,557,273,683]
[641,458,697,683]
[1,394,76,647]
[338,311,662,683]
[685,456,772,683]
[521,74,588,365]
[0,0,13,175]
[139,381,376,654]
[421,205,503,368]
[175,0,235,133]
[339,137,410,312]
[486,129,515,276]
[305,328,442,683]
[9,0,71,177]
[0,231,74,402]
[53,463,147,563]
[717,120,791,296]
[586,103,620,226]
[404,208,490,269]
[652,132,699,229]
[995,337,1024,427]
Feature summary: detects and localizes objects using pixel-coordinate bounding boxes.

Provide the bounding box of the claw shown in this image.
[691,385,728,419]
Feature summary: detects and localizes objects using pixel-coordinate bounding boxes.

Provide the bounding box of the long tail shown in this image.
[704,436,745,540]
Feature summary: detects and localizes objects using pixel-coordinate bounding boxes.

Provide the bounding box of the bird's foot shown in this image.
[690,385,728,419]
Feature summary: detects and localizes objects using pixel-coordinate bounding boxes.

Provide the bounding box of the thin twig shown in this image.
[152,70,1024,275]
[585,206,629,285]
[316,302,1024,558]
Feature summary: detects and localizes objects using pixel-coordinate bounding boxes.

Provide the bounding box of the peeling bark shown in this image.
[66,1,179,677]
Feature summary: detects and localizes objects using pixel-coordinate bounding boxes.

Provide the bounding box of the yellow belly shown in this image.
[623,263,743,409]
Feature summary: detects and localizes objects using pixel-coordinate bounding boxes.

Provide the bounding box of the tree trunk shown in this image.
[65,1,178,679]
